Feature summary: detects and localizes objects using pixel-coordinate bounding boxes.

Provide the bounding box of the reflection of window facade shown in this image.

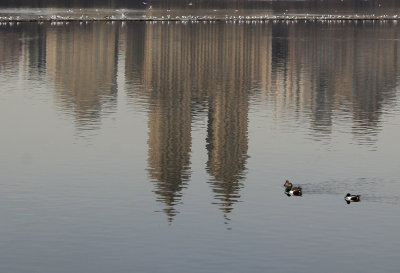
[203,24,269,214]
[0,26,23,71]
[267,22,399,142]
[46,23,118,130]
[126,22,273,220]
[123,21,400,221]
[141,23,193,222]
[4,20,392,222]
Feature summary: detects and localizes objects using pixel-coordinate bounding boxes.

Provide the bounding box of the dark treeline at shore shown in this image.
[1,0,399,10]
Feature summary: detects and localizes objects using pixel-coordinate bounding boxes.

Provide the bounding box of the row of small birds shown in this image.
[284,180,360,204]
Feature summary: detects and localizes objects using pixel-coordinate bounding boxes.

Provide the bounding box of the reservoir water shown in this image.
[1,18,400,272]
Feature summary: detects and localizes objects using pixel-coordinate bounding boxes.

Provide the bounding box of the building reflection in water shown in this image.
[46,22,119,131]
[125,22,194,222]
[124,22,275,221]
[0,24,23,73]
[122,21,400,221]
[267,21,400,145]
[202,23,270,217]
[3,20,399,222]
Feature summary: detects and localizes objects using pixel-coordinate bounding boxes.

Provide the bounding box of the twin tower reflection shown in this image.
[133,23,252,221]
[2,21,399,221]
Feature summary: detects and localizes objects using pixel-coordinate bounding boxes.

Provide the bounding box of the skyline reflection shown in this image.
[140,23,193,222]
[1,21,399,221]
[45,22,119,131]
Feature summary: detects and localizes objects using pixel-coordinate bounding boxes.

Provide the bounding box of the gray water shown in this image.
[1,20,400,272]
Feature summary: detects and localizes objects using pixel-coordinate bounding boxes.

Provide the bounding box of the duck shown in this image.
[284,180,292,191]
[287,186,302,196]
[344,193,360,204]
[284,180,302,196]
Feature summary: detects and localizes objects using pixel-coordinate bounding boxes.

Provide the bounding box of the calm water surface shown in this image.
[1,21,400,272]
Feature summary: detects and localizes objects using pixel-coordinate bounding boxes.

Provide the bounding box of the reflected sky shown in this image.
[1,21,400,222]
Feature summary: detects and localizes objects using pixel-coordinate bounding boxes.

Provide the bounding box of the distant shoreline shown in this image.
[1,16,399,22]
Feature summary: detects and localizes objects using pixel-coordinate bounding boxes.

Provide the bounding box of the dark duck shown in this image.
[344,193,360,204]
[284,180,302,196]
